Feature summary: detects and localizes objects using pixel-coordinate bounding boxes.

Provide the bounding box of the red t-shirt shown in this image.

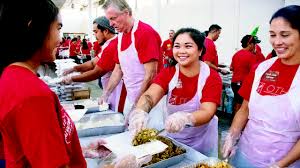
[0,133,3,160]
[0,65,86,168]
[96,38,127,112]
[93,41,102,57]
[202,38,218,66]
[69,42,78,57]
[96,38,118,73]
[162,39,173,57]
[81,47,90,55]
[230,49,256,83]
[239,59,299,101]
[114,21,162,69]
[255,45,265,64]
[153,66,222,105]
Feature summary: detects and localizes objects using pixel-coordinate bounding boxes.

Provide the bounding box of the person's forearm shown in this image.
[229,100,249,135]
[135,84,165,113]
[277,140,300,167]
[191,102,216,126]
[135,74,155,103]
[104,67,123,95]
[72,68,106,83]
[135,62,157,103]
[204,61,218,71]
[73,60,94,72]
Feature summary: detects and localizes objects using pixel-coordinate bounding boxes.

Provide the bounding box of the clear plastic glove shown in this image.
[98,91,110,105]
[268,163,281,168]
[128,109,149,136]
[62,76,73,85]
[222,131,240,158]
[165,111,195,133]
[82,139,111,159]
[114,154,152,168]
[63,67,75,76]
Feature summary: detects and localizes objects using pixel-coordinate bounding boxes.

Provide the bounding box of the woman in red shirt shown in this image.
[0,1,87,167]
[223,5,300,168]
[128,28,222,157]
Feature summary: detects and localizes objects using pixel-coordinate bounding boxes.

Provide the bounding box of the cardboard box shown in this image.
[72,88,90,100]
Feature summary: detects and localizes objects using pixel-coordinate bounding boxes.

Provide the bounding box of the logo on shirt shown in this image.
[257,82,287,96]
[62,112,74,144]
[262,70,279,82]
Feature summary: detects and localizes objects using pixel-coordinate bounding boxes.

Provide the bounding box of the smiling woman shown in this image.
[0,1,87,167]
[222,5,300,168]
[129,28,222,157]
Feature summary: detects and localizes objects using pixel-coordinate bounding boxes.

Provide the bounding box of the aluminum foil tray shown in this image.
[76,112,125,137]
[144,140,186,168]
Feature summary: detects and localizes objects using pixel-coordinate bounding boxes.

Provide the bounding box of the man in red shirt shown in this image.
[230,34,258,113]
[101,0,162,119]
[202,24,227,74]
[63,16,126,113]
[254,42,265,64]
[162,29,175,68]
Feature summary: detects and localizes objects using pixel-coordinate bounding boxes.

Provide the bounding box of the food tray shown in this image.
[76,112,125,137]
[183,157,233,168]
[144,139,186,168]
[144,152,185,168]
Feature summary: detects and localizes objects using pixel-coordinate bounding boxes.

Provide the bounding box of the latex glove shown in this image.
[128,109,149,136]
[98,91,110,105]
[62,76,73,84]
[165,112,195,133]
[82,139,111,158]
[222,132,240,158]
[63,67,75,76]
[114,154,152,168]
[268,163,281,168]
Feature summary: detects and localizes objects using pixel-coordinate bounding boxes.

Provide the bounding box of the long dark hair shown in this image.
[170,28,206,66]
[82,39,89,50]
[0,0,59,75]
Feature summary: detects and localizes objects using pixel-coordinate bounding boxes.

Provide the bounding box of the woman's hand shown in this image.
[165,111,195,133]
[128,109,149,136]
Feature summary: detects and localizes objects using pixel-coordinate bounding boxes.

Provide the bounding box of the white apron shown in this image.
[166,62,218,157]
[233,57,300,167]
[99,35,123,112]
[118,20,165,130]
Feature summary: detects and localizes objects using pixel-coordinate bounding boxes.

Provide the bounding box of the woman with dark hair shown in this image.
[0,1,87,167]
[128,28,222,157]
[230,35,259,114]
[223,5,300,168]
[81,39,91,55]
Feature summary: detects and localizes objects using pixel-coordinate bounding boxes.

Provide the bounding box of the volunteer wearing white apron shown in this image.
[102,1,162,127]
[117,20,164,129]
[166,62,219,157]
[222,5,300,167]
[129,28,222,157]
[231,58,300,168]
[62,16,123,112]
[98,35,123,112]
